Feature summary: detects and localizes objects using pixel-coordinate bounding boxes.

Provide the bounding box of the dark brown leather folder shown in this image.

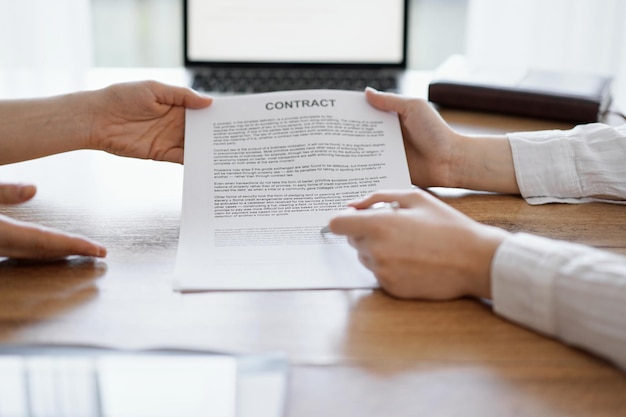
[428,56,613,123]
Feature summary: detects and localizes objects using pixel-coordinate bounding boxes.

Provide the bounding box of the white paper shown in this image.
[175,90,411,290]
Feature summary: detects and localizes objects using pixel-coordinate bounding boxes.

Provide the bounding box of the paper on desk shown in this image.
[175,90,412,291]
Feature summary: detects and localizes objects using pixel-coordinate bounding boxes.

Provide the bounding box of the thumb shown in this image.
[365,87,410,115]
[0,183,37,204]
[149,81,213,109]
[176,87,213,109]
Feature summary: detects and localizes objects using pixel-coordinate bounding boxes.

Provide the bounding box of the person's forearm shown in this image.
[450,134,520,194]
[0,92,90,165]
[492,233,626,371]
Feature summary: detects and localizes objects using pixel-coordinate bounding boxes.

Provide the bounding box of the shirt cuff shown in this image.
[491,233,577,336]
[508,123,626,205]
[507,130,582,203]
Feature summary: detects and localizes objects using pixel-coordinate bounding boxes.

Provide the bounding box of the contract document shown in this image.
[175,90,412,291]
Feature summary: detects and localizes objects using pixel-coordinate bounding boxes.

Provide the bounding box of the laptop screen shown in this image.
[184,0,408,68]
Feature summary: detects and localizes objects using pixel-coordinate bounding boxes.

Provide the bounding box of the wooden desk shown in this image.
[1,79,626,416]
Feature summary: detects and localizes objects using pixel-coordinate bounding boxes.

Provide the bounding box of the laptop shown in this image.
[184,0,410,94]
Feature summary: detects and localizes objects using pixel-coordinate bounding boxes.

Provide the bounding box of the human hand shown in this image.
[87,81,212,164]
[365,88,518,193]
[328,189,510,300]
[0,183,106,260]
[365,88,462,188]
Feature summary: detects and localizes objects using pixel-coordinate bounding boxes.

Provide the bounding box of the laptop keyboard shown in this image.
[191,68,399,93]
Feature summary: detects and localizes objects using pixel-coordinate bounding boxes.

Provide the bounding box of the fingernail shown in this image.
[18,184,36,199]
[91,245,107,258]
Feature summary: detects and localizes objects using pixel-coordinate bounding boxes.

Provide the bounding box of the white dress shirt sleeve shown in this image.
[508,123,626,205]
[492,233,626,371]
[491,123,626,370]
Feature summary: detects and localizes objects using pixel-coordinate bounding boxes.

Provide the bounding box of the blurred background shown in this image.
[88,0,468,70]
[0,0,624,110]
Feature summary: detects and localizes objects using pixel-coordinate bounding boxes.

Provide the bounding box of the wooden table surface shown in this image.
[1,81,626,416]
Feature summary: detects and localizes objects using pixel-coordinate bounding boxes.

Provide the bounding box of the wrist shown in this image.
[465,225,510,299]
[443,133,473,188]
[452,135,519,193]
[51,90,94,151]
[75,89,99,150]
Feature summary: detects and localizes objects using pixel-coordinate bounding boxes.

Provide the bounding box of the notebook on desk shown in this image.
[428,55,613,123]
[184,0,410,94]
